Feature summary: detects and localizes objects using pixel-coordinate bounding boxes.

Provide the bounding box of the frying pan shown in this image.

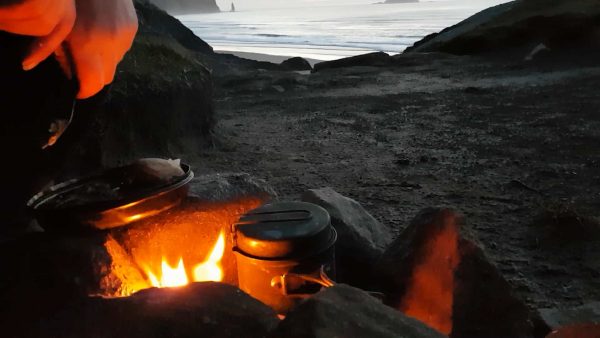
[28,161,194,233]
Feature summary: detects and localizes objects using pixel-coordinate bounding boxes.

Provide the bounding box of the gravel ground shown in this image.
[195,53,600,310]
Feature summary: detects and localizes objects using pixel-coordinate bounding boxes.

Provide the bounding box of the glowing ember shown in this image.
[144,230,227,289]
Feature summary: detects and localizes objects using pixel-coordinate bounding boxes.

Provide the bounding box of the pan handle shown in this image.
[271,266,335,297]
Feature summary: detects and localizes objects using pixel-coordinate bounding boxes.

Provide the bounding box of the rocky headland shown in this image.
[405,0,600,58]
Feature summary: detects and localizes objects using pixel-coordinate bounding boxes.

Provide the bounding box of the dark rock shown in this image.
[136,0,214,53]
[32,283,279,338]
[532,205,600,244]
[545,323,600,338]
[453,239,547,338]
[280,57,312,71]
[301,188,391,287]
[375,208,546,338]
[189,172,277,202]
[0,232,131,331]
[273,284,445,338]
[147,0,220,15]
[405,1,514,54]
[376,208,462,335]
[94,2,215,166]
[313,52,392,72]
[395,157,411,166]
[406,0,600,56]
[539,302,600,330]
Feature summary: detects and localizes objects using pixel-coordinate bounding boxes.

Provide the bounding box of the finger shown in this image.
[114,25,138,64]
[71,50,105,99]
[22,1,76,71]
[103,51,117,85]
[0,0,64,36]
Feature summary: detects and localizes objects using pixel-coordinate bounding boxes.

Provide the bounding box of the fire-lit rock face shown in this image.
[99,197,264,297]
[398,212,460,335]
[375,208,462,336]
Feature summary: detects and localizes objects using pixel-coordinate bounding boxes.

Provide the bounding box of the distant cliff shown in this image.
[148,0,220,15]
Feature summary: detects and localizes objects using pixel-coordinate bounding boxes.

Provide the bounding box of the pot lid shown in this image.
[233,202,335,260]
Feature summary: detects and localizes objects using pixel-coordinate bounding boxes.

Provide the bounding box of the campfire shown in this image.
[98,197,264,297]
[5,160,563,337]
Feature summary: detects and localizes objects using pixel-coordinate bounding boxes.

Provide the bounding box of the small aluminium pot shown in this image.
[232,201,337,315]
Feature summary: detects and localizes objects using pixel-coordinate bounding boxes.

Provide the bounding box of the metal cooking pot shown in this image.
[232,202,337,315]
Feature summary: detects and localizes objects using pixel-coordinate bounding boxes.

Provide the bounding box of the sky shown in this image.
[215,0,511,11]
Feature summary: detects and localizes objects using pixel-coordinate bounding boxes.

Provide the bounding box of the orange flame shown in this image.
[144,230,226,289]
[192,231,226,282]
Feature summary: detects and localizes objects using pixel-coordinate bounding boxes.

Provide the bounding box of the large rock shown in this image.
[545,324,600,338]
[189,172,277,202]
[280,57,312,71]
[273,284,445,338]
[406,0,600,56]
[531,206,600,244]
[313,52,392,72]
[375,208,547,338]
[0,232,129,331]
[539,302,600,330]
[301,187,392,287]
[148,0,220,15]
[32,283,279,338]
[136,0,214,53]
[452,239,547,338]
[93,1,215,167]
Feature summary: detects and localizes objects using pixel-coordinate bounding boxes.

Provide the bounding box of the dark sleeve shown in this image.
[0,0,25,6]
[0,31,78,224]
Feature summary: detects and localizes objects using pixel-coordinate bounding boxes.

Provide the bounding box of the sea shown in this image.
[178,0,510,61]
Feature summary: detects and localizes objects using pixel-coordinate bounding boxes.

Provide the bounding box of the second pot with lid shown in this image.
[232,201,337,314]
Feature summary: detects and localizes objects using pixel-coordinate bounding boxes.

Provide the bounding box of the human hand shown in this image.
[66,0,138,99]
[0,0,76,70]
[0,0,138,99]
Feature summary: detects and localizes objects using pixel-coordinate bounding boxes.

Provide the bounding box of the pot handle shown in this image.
[271,266,335,296]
